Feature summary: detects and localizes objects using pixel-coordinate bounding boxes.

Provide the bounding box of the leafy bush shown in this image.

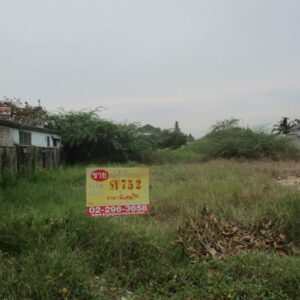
[0,168,16,189]
[192,123,300,160]
[147,119,299,163]
[150,129,189,149]
[48,109,154,163]
[140,122,191,150]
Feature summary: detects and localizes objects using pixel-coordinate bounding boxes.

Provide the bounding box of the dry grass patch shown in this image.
[175,206,299,261]
[150,160,300,228]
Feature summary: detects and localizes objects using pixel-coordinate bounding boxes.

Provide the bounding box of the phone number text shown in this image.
[86,204,149,217]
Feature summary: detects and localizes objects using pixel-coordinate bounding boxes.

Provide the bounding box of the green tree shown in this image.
[174,121,180,133]
[272,117,296,135]
[187,134,194,142]
[210,118,240,132]
[150,122,188,149]
[48,108,153,163]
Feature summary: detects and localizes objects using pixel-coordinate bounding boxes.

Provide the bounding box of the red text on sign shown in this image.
[91,170,109,182]
[86,204,149,217]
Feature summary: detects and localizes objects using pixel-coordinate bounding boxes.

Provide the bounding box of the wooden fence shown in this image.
[0,146,62,174]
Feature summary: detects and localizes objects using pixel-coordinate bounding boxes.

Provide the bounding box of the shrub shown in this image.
[0,168,16,189]
[192,125,300,160]
[151,129,189,149]
[48,109,154,163]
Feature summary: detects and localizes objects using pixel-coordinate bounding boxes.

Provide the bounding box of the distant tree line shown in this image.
[192,118,300,160]
[2,97,298,163]
[0,98,192,163]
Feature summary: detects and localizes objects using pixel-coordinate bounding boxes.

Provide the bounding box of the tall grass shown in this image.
[0,161,300,299]
[148,147,203,164]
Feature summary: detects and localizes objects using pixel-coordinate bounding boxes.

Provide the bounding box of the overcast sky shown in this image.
[0,0,299,137]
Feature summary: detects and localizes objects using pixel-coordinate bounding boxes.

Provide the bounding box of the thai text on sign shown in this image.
[86,167,149,217]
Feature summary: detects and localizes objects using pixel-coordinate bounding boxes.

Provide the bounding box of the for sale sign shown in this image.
[86,167,149,217]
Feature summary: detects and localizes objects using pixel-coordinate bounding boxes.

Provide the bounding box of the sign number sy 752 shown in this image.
[86,168,149,217]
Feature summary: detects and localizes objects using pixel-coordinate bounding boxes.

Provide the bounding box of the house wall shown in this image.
[12,129,61,148]
[286,134,300,149]
[33,131,49,147]
[0,124,63,175]
[0,126,14,146]
[292,131,300,137]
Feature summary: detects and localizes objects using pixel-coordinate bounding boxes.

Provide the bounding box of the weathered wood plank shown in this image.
[0,146,62,175]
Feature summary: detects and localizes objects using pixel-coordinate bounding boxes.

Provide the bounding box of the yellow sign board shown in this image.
[86,167,149,217]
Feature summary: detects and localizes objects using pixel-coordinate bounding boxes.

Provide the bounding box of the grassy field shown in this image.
[1,161,300,299]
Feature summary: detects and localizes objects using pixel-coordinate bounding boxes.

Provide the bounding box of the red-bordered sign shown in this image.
[86,167,149,217]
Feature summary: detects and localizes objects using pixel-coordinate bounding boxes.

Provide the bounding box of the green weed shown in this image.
[0,161,300,299]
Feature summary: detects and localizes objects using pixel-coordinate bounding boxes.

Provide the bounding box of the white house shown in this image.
[287,123,300,149]
[0,119,61,148]
[288,123,300,136]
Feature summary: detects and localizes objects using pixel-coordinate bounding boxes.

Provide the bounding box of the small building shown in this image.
[139,124,158,135]
[0,119,61,148]
[287,123,300,149]
[288,123,300,136]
